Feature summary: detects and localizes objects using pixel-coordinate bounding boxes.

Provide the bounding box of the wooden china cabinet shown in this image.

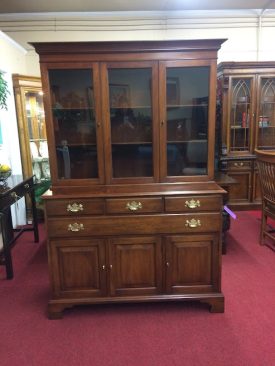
[32,39,226,318]
[12,74,51,219]
[217,62,275,209]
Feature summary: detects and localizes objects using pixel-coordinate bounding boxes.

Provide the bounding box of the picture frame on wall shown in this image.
[166,77,180,106]
[109,84,131,108]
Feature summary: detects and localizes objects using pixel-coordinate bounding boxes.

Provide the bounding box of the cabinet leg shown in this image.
[208,297,224,313]
[48,304,65,319]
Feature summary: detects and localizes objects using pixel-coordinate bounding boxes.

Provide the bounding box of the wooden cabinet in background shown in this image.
[12,75,51,218]
[32,39,226,318]
[217,62,275,209]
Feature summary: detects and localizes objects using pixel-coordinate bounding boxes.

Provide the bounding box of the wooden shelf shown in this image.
[111,142,152,145]
[56,143,97,147]
[167,104,208,108]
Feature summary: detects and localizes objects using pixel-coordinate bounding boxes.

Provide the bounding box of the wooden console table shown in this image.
[0,175,39,279]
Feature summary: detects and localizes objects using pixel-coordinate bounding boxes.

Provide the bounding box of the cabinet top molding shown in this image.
[218,61,275,72]
[31,39,227,55]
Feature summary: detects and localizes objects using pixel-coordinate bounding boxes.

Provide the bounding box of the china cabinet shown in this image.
[12,75,51,216]
[217,62,275,209]
[32,39,226,318]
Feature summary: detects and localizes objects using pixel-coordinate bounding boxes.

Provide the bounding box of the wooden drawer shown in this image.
[47,212,221,238]
[45,198,105,216]
[227,161,251,170]
[165,196,221,212]
[106,197,163,214]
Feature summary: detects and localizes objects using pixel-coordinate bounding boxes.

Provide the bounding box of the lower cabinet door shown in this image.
[227,171,251,204]
[49,239,107,298]
[252,170,262,203]
[108,236,162,297]
[164,234,220,294]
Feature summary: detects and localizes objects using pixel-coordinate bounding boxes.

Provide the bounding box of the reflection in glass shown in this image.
[48,69,98,179]
[108,68,153,177]
[25,91,50,182]
[166,67,209,176]
[230,79,251,152]
[258,78,275,149]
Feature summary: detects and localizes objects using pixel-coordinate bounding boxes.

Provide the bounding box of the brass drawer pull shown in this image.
[68,223,84,232]
[10,192,20,201]
[67,203,84,212]
[234,162,244,167]
[185,219,201,228]
[185,199,201,209]
[126,201,142,211]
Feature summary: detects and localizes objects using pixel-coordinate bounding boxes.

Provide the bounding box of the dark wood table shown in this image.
[0,175,39,279]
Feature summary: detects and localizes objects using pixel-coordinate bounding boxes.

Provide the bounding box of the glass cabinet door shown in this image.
[25,91,50,182]
[103,63,157,182]
[160,63,210,178]
[48,67,103,181]
[256,76,275,150]
[229,77,253,153]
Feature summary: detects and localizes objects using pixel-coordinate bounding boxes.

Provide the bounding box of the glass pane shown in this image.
[108,68,153,178]
[49,69,98,179]
[166,67,209,176]
[230,78,251,152]
[25,91,50,182]
[258,78,275,149]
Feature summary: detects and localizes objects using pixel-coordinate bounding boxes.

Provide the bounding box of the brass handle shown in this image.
[185,199,201,209]
[166,262,170,267]
[109,264,113,270]
[68,223,84,232]
[126,201,142,211]
[234,162,244,167]
[102,265,106,270]
[185,219,201,228]
[11,192,20,201]
[67,203,84,212]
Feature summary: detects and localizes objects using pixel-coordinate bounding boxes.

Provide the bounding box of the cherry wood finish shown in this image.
[217,62,275,209]
[32,40,226,318]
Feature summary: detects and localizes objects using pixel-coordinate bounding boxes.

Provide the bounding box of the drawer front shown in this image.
[227,161,252,170]
[47,213,221,238]
[165,196,221,212]
[46,199,105,216]
[106,197,163,214]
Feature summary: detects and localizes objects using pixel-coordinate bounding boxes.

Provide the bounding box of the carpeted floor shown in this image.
[0,211,275,366]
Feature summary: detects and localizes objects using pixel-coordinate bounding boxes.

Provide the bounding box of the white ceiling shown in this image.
[0,0,275,13]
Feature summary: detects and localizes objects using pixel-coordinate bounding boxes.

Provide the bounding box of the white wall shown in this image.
[0,31,28,226]
[0,10,274,74]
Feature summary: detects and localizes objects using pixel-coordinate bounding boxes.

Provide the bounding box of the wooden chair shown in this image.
[255,149,275,250]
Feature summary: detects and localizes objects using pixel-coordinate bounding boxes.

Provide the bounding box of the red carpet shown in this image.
[1,211,275,366]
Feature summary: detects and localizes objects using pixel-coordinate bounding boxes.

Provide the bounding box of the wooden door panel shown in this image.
[109,236,162,296]
[253,171,262,202]
[165,234,220,294]
[227,172,251,203]
[50,239,106,298]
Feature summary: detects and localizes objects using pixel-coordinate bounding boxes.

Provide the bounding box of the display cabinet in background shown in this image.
[32,39,226,318]
[12,74,51,218]
[217,62,275,209]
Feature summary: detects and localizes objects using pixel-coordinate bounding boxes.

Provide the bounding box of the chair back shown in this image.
[255,149,275,205]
